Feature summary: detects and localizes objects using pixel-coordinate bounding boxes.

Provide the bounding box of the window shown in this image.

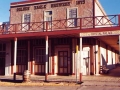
[35,48,45,64]
[44,11,52,30]
[67,8,77,27]
[69,8,77,18]
[17,49,27,64]
[22,13,31,31]
[24,14,31,23]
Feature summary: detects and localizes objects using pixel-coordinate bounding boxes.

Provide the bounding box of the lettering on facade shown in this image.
[34,5,46,10]
[76,0,85,5]
[51,2,70,8]
[16,7,30,11]
[80,30,120,37]
[16,1,86,12]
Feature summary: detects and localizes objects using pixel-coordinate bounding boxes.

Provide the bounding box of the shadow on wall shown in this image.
[101,54,115,70]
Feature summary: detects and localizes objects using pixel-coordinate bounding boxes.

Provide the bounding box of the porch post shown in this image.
[13,37,17,80]
[79,37,82,83]
[28,40,30,71]
[95,40,99,75]
[45,36,49,81]
[119,35,120,62]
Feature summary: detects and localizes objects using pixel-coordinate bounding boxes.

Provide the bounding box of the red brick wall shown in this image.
[10,0,93,24]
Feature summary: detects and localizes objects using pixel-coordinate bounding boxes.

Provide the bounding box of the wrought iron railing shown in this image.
[0,15,119,34]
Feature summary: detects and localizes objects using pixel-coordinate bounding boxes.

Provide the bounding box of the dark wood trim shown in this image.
[51,38,54,75]
[11,40,14,74]
[93,0,95,28]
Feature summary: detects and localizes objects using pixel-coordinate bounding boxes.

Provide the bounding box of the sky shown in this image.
[0,0,120,22]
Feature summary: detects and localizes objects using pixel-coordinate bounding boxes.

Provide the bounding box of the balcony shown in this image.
[0,15,120,36]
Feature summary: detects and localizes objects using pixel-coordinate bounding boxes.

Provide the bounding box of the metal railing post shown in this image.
[46,22,48,32]
[80,18,82,29]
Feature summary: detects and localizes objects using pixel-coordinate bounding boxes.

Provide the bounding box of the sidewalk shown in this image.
[0,67,120,86]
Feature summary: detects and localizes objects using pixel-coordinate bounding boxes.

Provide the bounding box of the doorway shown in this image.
[34,47,46,75]
[58,51,69,75]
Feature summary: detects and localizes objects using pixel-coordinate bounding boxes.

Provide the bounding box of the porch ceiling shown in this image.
[96,35,119,52]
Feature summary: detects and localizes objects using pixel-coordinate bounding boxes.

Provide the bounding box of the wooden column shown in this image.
[45,36,49,81]
[79,37,82,83]
[75,44,78,82]
[72,38,75,75]
[28,41,30,72]
[119,35,120,62]
[95,40,99,75]
[13,37,17,80]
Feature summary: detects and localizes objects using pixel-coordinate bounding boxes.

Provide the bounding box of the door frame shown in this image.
[55,45,71,75]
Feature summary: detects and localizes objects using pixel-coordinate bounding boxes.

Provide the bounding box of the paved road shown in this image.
[0,86,120,90]
[0,86,79,90]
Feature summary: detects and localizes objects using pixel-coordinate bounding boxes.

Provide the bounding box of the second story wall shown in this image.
[10,0,94,24]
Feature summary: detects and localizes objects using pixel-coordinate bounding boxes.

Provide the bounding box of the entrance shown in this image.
[58,51,69,75]
[16,49,27,74]
[34,47,45,75]
[0,52,5,75]
[82,47,90,75]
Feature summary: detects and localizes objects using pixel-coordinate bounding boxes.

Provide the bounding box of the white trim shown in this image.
[44,10,52,21]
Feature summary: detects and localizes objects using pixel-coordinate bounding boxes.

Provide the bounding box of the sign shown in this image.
[80,30,120,37]
[16,7,30,11]
[16,1,85,11]
[76,0,85,5]
[51,2,70,8]
[34,5,46,10]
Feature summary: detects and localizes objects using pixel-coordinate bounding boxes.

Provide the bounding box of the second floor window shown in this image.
[69,8,77,19]
[23,13,31,23]
[22,13,31,31]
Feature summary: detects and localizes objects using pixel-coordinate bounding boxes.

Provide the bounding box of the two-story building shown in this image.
[0,0,119,79]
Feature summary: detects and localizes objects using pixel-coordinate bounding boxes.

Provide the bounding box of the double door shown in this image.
[58,51,70,75]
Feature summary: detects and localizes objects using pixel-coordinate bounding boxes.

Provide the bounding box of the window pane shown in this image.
[69,8,77,18]
[24,14,31,22]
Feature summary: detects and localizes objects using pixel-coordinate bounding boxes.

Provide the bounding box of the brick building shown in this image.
[0,0,119,79]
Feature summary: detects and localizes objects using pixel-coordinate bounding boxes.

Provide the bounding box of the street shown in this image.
[0,86,120,90]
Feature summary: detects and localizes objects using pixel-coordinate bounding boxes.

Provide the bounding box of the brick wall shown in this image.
[10,0,93,24]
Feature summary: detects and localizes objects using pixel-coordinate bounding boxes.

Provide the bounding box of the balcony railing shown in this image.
[0,15,120,34]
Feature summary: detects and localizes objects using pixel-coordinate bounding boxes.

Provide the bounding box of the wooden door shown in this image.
[16,49,27,74]
[34,48,45,75]
[58,51,69,75]
[0,52,5,75]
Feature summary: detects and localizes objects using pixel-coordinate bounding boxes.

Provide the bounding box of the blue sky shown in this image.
[0,0,120,22]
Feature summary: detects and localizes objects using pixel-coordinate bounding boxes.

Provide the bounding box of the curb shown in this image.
[0,82,80,87]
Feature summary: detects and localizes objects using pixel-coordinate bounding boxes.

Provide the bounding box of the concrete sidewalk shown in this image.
[0,67,120,86]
